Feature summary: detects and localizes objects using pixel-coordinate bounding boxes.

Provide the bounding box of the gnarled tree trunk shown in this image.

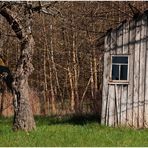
[12,36,36,131]
[0,3,36,131]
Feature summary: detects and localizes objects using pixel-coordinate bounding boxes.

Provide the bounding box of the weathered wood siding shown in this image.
[102,13,148,128]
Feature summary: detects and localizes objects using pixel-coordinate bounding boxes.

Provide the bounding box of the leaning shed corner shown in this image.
[101,10,148,128]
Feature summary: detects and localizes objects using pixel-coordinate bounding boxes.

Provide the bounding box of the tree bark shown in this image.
[42,15,48,115]
[12,36,36,131]
[72,31,80,113]
[49,67,56,115]
[68,66,75,112]
[49,23,57,115]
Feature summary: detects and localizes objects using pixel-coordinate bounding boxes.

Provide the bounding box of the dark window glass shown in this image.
[120,65,128,80]
[112,56,128,64]
[111,56,128,81]
[112,65,119,80]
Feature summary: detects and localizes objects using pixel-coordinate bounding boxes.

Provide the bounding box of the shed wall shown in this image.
[101,14,148,128]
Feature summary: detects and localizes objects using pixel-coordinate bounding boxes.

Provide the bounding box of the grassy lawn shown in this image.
[0,116,148,147]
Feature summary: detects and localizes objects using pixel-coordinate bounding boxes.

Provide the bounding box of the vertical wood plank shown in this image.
[122,21,129,126]
[101,33,111,125]
[121,85,128,126]
[110,30,117,55]
[133,19,141,128]
[144,51,148,127]
[108,85,115,126]
[123,21,129,54]
[116,25,123,55]
[139,17,146,128]
[108,31,116,126]
[105,84,110,126]
[115,84,122,126]
[127,20,135,127]
[114,84,118,126]
[144,14,148,128]
[110,30,117,126]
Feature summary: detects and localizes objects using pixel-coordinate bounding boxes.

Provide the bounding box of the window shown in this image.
[111,55,128,82]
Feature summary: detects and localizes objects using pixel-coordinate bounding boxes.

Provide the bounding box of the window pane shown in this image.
[120,65,128,80]
[112,65,119,80]
[112,56,128,64]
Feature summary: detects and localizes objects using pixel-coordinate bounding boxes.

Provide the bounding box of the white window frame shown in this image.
[109,55,129,84]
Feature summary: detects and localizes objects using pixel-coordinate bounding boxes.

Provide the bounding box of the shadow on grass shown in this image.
[35,114,101,126]
[0,114,101,127]
[0,116,13,123]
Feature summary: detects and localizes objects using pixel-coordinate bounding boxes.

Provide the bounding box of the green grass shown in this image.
[0,115,148,146]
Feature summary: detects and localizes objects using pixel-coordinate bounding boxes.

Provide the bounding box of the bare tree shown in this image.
[0,2,36,131]
[0,1,58,131]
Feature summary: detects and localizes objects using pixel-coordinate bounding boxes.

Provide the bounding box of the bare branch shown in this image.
[127,2,141,15]
[31,1,60,16]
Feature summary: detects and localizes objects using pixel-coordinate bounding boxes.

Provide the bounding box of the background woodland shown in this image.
[0,1,148,118]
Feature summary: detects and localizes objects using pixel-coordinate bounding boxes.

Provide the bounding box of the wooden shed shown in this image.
[101,10,148,128]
